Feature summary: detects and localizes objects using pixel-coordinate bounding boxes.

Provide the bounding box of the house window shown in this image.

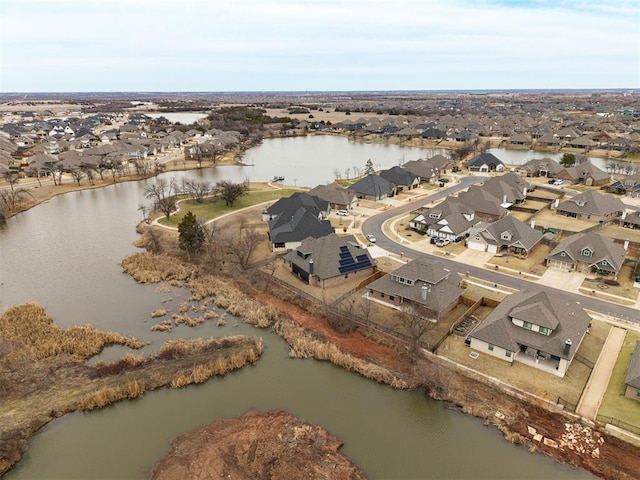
[390,295,395,301]
[381,293,385,298]
[539,327,550,335]
[560,252,566,257]
[637,389,640,398]
[488,344,494,352]
[501,232,511,241]
[505,350,512,358]
[582,248,592,257]
[523,321,532,330]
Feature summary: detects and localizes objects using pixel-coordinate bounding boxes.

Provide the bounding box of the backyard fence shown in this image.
[596,415,640,436]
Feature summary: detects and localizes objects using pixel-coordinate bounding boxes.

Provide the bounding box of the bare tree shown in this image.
[202,222,225,267]
[2,171,20,192]
[144,179,180,219]
[396,304,436,360]
[184,179,212,203]
[215,180,248,207]
[227,225,261,269]
[42,161,63,186]
[69,166,85,186]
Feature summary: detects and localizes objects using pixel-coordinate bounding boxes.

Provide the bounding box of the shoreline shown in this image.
[2,132,634,223]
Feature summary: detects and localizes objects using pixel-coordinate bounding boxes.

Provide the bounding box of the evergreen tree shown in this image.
[178,211,204,256]
[364,158,375,175]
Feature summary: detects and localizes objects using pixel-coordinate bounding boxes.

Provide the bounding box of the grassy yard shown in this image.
[439,335,593,406]
[597,330,640,431]
[487,243,552,276]
[157,188,302,226]
[580,264,639,301]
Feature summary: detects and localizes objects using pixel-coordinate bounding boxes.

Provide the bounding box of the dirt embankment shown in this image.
[150,410,368,480]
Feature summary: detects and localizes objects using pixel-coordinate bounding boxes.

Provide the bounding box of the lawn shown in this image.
[580,264,639,301]
[156,188,302,226]
[597,330,640,432]
[487,243,552,276]
[439,335,593,406]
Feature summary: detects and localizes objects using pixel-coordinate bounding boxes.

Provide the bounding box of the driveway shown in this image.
[537,268,586,291]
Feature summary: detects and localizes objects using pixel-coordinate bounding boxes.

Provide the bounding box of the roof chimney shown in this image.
[503,194,508,204]
[622,210,627,220]
[530,219,536,229]
[624,240,629,251]
[421,283,429,301]
[563,339,572,357]
[309,258,314,275]
[554,198,559,209]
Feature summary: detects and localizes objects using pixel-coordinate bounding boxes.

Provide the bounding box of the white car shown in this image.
[552,179,563,185]
[336,209,349,216]
[366,234,377,243]
[435,239,450,247]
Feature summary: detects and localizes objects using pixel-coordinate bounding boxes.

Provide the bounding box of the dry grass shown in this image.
[0,303,144,363]
[121,252,196,283]
[273,317,411,389]
[77,336,264,410]
[151,309,168,318]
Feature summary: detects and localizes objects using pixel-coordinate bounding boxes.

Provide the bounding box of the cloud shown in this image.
[1,0,638,91]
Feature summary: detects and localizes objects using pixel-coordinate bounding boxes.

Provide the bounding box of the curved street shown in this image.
[361,178,640,324]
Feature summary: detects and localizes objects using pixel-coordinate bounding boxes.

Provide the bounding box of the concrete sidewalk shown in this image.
[576,326,627,420]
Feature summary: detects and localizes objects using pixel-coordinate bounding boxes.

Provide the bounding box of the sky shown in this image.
[0,0,638,92]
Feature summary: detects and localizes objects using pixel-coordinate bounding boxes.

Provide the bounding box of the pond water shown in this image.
[1,136,594,479]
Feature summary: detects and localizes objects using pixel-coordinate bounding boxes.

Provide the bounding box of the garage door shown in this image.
[549,259,572,271]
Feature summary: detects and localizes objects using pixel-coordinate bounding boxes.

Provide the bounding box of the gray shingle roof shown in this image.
[469,290,591,359]
[379,166,418,187]
[625,341,640,389]
[307,183,355,207]
[556,190,624,217]
[367,257,463,313]
[283,233,374,280]
[476,215,543,251]
[269,207,334,244]
[350,174,395,199]
[265,192,329,218]
[546,232,627,273]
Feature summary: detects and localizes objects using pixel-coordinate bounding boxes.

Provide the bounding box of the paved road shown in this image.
[362,179,640,324]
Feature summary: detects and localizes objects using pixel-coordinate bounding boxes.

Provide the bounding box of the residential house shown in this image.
[608,172,640,197]
[466,216,542,255]
[519,158,564,178]
[457,186,509,220]
[556,161,610,187]
[307,183,357,211]
[267,207,334,252]
[554,190,624,222]
[480,173,532,207]
[467,153,505,173]
[402,158,440,184]
[379,166,420,192]
[366,257,463,320]
[349,174,396,201]
[621,211,640,229]
[283,233,375,288]
[468,290,591,377]
[409,197,478,241]
[624,341,640,401]
[506,133,531,146]
[262,192,329,222]
[545,232,626,278]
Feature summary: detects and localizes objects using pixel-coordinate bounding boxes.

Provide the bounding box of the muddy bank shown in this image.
[150,410,368,480]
